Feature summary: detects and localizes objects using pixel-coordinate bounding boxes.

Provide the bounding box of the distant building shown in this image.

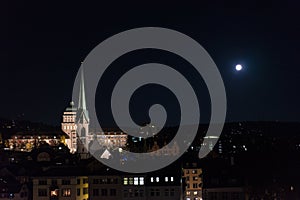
[61,102,77,153]
[6,131,67,152]
[61,69,127,158]
[0,167,30,200]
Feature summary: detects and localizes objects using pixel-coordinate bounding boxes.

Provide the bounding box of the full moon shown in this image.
[235,64,243,71]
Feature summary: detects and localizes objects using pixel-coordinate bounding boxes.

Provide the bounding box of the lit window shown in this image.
[194,191,198,195]
[165,177,168,182]
[139,177,144,185]
[186,191,190,195]
[134,177,139,185]
[123,178,128,185]
[61,188,71,197]
[150,177,154,182]
[171,177,174,182]
[129,178,133,185]
[50,189,59,197]
[156,177,159,182]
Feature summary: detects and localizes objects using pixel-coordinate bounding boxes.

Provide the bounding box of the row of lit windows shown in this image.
[150,176,174,183]
[63,125,76,130]
[123,177,144,185]
[45,188,88,197]
[63,116,75,123]
[39,188,72,197]
[186,191,200,196]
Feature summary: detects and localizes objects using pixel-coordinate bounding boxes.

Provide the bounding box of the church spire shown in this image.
[77,68,89,122]
[78,69,87,110]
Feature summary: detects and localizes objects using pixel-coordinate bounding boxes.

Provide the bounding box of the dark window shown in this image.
[62,179,71,185]
[83,188,88,195]
[150,189,155,196]
[110,189,116,196]
[38,180,47,185]
[51,180,57,185]
[123,190,128,197]
[134,189,139,197]
[129,189,133,197]
[93,179,99,184]
[170,189,175,196]
[156,189,160,196]
[77,188,80,196]
[101,189,108,196]
[93,189,99,196]
[83,178,88,184]
[164,189,169,196]
[77,179,80,184]
[38,189,47,196]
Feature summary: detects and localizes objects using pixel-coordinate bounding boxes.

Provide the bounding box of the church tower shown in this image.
[61,101,77,153]
[76,69,90,159]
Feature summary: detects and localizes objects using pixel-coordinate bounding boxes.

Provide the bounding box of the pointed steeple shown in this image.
[78,69,87,110]
[77,69,89,123]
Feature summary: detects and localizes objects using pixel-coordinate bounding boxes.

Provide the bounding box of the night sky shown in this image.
[2,1,300,126]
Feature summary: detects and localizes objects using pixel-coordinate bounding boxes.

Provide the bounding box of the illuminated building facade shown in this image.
[61,70,127,157]
[32,176,88,200]
[6,131,67,152]
[61,102,77,153]
[88,173,181,200]
[183,163,203,200]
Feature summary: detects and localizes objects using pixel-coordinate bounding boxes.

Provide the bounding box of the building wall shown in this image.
[88,176,122,200]
[61,110,77,153]
[202,187,245,200]
[32,176,88,200]
[183,167,203,200]
[88,175,181,200]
